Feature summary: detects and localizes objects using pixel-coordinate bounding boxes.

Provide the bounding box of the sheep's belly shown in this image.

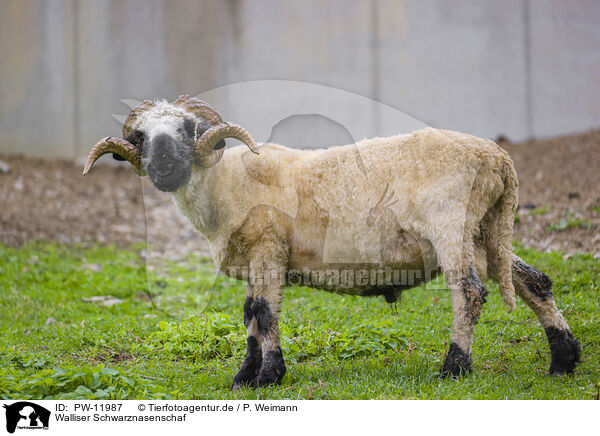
[220,230,439,297]
[287,232,438,296]
[286,258,440,297]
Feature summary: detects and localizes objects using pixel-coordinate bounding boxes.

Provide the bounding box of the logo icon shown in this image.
[2,402,50,434]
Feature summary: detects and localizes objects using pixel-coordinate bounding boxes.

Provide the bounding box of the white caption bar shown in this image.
[0,400,596,436]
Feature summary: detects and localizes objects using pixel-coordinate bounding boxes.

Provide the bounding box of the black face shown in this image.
[141,124,194,192]
[134,117,225,192]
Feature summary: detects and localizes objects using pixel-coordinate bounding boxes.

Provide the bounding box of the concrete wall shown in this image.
[1,0,599,158]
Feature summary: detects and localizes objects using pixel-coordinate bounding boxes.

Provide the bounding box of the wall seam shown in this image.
[72,0,80,158]
[370,0,381,135]
[523,0,533,139]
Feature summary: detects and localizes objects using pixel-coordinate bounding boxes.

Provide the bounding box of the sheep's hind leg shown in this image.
[441,266,487,376]
[511,256,580,374]
[232,286,263,388]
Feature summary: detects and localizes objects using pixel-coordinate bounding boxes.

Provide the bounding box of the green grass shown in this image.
[1,242,599,399]
[546,210,595,232]
[546,217,595,232]
[530,206,551,216]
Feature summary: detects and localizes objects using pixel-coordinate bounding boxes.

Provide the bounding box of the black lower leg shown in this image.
[255,347,286,387]
[442,266,486,377]
[233,336,262,387]
[545,327,581,375]
[441,342,472,376]
[512,258,581,375]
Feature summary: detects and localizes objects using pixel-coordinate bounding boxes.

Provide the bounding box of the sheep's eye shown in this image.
[128,130,145,146]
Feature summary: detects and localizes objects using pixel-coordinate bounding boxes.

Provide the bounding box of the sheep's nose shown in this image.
[153,162,173,177]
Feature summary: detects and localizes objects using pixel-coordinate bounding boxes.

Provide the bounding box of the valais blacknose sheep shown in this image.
[84,96,580,387]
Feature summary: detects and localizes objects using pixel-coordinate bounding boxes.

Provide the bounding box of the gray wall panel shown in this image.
[1,0,599,158]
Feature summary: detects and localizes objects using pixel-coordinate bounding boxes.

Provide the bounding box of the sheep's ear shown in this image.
[213,139,226,150]
[115,130,143,161]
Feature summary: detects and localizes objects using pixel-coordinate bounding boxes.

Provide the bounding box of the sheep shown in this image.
[83,95,580,387]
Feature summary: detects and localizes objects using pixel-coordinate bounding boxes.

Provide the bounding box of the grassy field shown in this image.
[1,242,598,400]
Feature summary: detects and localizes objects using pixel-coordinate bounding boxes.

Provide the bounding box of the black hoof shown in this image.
[232,336,262,389]
[232,364,260,389]
[545,327,581,375]
[254,348,286,387]
[441,343,472,377]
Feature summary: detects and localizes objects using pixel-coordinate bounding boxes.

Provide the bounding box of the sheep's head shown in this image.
[83,95,259,192]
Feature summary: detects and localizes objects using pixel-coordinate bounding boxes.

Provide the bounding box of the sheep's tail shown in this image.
[490,155,519,312]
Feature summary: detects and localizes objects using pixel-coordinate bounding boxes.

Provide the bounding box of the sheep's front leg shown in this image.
[232,285,263,388]
[235,252,287,388]
[252,286,286,387]
[442,266,487,376]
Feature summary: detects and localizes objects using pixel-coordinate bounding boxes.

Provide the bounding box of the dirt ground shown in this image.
[1,130,599,258]
[0,155,210,259]
[501,131,600,256]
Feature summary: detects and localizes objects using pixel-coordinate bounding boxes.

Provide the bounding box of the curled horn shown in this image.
[172,95,223,126]
[172,95,259,165]
[83,136,141,175]
[194,122,259,157]
[122,99,156,139]
[83,99,156,175]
